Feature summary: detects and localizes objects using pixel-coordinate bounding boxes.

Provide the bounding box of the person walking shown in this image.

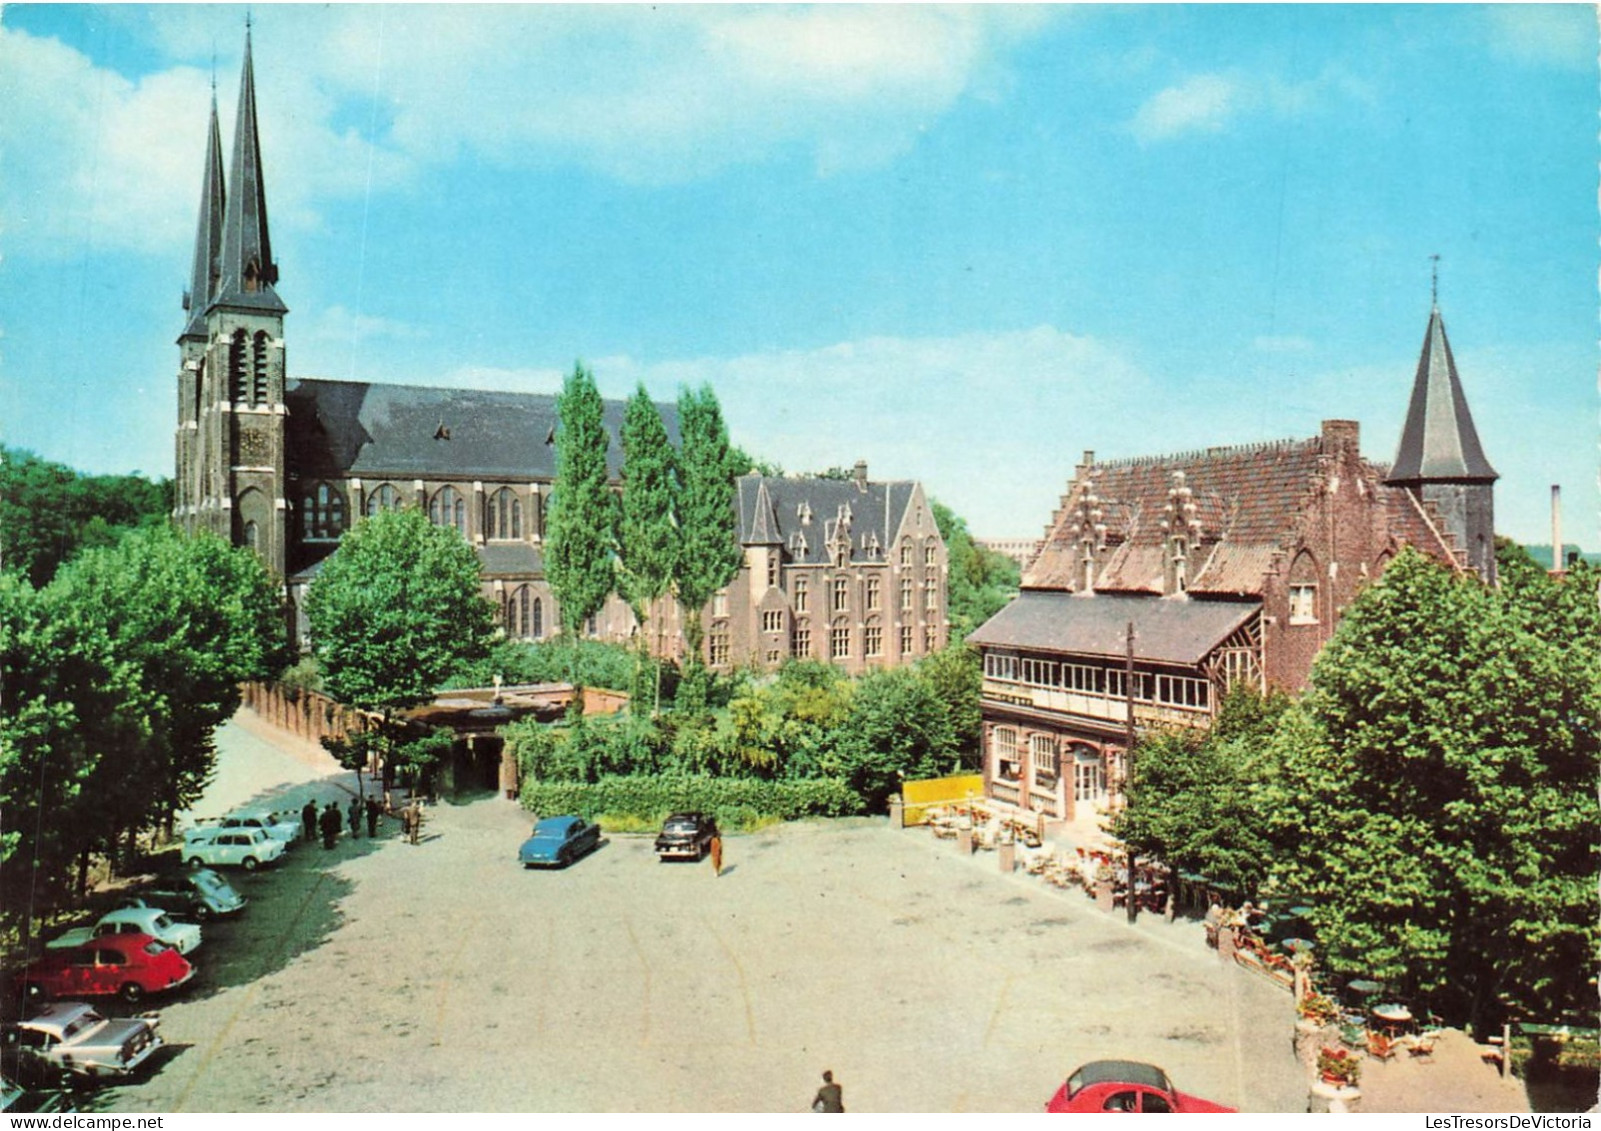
[319,801,341,849]
[365,797,381,838]
[812,1070,844,1113]
[348,797,362,839]
[407,798,422,845]
[709,830,724,877]
[301,799,318,843]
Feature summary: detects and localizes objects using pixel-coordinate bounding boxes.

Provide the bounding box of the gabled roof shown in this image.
[966,590,1259,667]
[284,378,676,482]
[1386,306,1498,484]
[211,31,287,317]
[180,94,225,342]
[733,475,926,564]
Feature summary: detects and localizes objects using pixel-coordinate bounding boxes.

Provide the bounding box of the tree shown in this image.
[673,384,742,671]
[617,384,677,712]
[828,667,961,810]
[546,363,617,672]
[916,644,983,767]
[1264,547,1600,1032]
[931,499,1020,642]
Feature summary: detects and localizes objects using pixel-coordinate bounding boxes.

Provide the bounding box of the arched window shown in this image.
[300,482,346,540]
[251,331,270,406]
[429,485,467,534]
[506,585,532,638]
[243,520,259,551]
[365,483,402,517]
[228,330,248,403]
[486,488,523,540]
[532,597,543,639]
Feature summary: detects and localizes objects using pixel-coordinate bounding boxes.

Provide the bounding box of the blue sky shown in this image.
[0,4,1594,546]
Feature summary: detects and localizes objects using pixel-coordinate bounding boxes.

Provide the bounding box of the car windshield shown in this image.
[192,872,224,893]
[665,818,699,831]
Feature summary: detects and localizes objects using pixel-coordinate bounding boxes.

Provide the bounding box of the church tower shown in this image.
[176,28,289,577]
[1385,281,1498,584]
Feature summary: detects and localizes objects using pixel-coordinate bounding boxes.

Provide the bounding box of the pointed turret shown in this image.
[1386,295,1498,583]
[748,479,783,545]
[211,29,286,316]
[180,92,225,342]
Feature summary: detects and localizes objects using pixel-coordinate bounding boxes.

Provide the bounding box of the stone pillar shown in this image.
[888,795,904,829]
[957,827,973,855]
[998,841,1015,874]
[1218,925,1238,964]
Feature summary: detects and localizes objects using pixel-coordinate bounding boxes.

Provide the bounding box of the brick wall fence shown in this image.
[241,681,376,748]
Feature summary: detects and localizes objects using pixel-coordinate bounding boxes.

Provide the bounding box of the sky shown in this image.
[0,3,1595,546]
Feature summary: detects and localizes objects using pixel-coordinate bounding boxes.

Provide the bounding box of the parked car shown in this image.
[14,934,194,1005]
[1046,1060,1237,1113]
[1,1002,162,1084]
[654,812,718,861]
[47,908,201,957]
[518,816,601,868]
[215,808,301,846]
[116,868,246,921]
[181,827,285,871]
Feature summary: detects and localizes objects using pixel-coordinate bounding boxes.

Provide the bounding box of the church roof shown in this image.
[180,94,225,342]
[967,590,1260,667]
[1386,306,1498,484]
[284,378,675,482]
[734,474,925,565]
[211,30,287,317]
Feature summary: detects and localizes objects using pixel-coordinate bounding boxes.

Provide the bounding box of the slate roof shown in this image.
[289,540,546,585]
[180,95,225,342]
[285,379,676,482]
[733,474,923,564]
[1386,307,1498,484]
[966,591,1259,667]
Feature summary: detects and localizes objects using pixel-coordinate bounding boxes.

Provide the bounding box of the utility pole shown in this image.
[1125,620,1137,924]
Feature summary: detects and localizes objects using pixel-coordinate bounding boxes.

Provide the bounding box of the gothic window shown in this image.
[299,482,346,540]
[900,625,913,655]
[767,554,778,588]
[793,577,808,613]
[429,485,467,535]
[1289,584,1317,624]
[924,626,938,652]
[923,577,938,612]
[865,575,881,611]
[709,631,730,667]
[831,577,849,613]
[900,578,913,611]
[863,621,883,658]
[251,332,270,406]
[486,488,523,540]
[830,620,850,660]
[228,330,248,403]
[504,586,531,638]
[792,621,811,657]
[365,483,403,517]
[924,542,937,567]
[762,610,785,634]
[532,597,544,639]
[900,540,912,567]
[243,520,259,551]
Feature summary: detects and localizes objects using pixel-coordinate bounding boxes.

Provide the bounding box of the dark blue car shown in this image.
[518,816,601,868]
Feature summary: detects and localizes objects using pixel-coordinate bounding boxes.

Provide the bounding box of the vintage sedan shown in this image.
[1,1003,162,1084]
[654,812,718,861]
[518,816,601,868]
[48,908,201,957]
[1046,1060,1237,1113]
[117,868,246,921]
[182,826,285,871]
[15,934,193,1005]
[216,808,301,845]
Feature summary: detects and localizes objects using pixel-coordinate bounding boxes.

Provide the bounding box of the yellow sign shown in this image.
[900,773,986,826]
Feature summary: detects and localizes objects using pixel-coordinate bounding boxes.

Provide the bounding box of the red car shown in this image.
[15,933,194,1005]
[1046,1060,1237,1113]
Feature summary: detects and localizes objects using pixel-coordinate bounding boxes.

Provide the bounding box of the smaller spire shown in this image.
[180,91,225,342]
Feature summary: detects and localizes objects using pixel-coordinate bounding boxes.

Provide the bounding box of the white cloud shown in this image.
[1131,73,1241,142]
[1486,5,1597,69]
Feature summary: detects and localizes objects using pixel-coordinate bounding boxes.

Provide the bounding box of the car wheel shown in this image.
[187,856,205,869]
[242,856,259,871]
[120,983,144,1005]
[191,903,211,921]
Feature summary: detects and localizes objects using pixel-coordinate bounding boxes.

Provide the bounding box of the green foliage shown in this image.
[444,637,651,695]
[546,362,617,640]
[519,773,861,827]
[392,728,457,790]
[828,666,962,810]
[616,384,677,623]
[304,507,497,712]
[672,384,742,658]
[931,499,1020,642]
[1265,546,1600,1032]
[0,447,171,588]
[723,661,853,779]
[915,645,983,765]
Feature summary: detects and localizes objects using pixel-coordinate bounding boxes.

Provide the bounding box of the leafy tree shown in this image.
[304,507,496,711]
[617,384,677,712]
[0,447,171,587]
[916,645,984,766]
[672,384,742,667]
[724,661,853,779]
[828,666,961,810]
[1264,547,1600,1033]
[931,499,1020,642]
[546,363,618,688]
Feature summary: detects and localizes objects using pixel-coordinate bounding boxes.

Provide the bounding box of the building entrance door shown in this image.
[1070,744,1103,802]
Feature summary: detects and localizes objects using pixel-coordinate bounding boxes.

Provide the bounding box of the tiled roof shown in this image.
[734,475,922,564]
[967,591,1260,667]
[285,379,676,482]
[289,539,546,584]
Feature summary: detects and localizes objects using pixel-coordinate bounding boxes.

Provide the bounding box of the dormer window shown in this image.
[797,501,812,525]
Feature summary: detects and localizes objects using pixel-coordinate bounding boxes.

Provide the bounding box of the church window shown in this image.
[429,485,467,535]
[251,332,270,406]
[532,597,544,639]
[365,483,402,517]
[504,585,532,638]
[228,330,248,403]
[924,626,938,652]
[300,482,346,540]
[243,520,259,551]
[487,488,522,540]
[1289,584,1317,625]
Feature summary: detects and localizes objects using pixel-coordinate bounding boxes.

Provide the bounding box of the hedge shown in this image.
[519,774,861,826]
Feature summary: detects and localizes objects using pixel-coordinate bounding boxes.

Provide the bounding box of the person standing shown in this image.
[407,798,422,845]
[709,830,724,878]
[812,1070,843,1112]
[365,797,381,838]
[319,801,341,849]
[301,799,317,843]
[348,797,362,839]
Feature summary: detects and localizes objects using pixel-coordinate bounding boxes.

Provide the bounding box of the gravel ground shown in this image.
[85,711,1316,1113]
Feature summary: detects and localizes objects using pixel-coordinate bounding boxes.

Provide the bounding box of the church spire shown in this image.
[1386,300,1497,485]
[180,90,225,341]
[212,27,286,315]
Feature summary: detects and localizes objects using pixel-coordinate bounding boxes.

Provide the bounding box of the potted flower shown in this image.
[1317,1046,1361,1088]
[1298,993,1340,1027]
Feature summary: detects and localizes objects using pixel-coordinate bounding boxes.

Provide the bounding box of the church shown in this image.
[173,34,949,671]
[967,292,1498,824]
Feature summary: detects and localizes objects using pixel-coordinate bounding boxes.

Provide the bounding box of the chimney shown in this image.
[853,459,868,491]
[1552,485,1564,574]
[1321,419,1360,453]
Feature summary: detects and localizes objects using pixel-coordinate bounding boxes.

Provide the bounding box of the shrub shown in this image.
[519,774,860,829]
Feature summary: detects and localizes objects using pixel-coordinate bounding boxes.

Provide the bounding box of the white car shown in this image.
[47,907,201,957]
[182,827,285,871]
[2,1002,162,1082]
[215,809,301,845]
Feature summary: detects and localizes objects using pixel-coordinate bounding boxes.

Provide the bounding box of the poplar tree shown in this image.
[672,384,743,671]
[616,384,677,712]
[546,363,618,677]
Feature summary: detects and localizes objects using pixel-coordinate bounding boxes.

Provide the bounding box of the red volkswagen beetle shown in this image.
[15,933,194,1005]
[1046,1060,1237,1113]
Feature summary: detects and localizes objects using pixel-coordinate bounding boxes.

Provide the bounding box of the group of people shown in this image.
[300,794,421,848]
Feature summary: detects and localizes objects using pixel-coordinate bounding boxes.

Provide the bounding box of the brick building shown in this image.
[968,304,1497,823]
